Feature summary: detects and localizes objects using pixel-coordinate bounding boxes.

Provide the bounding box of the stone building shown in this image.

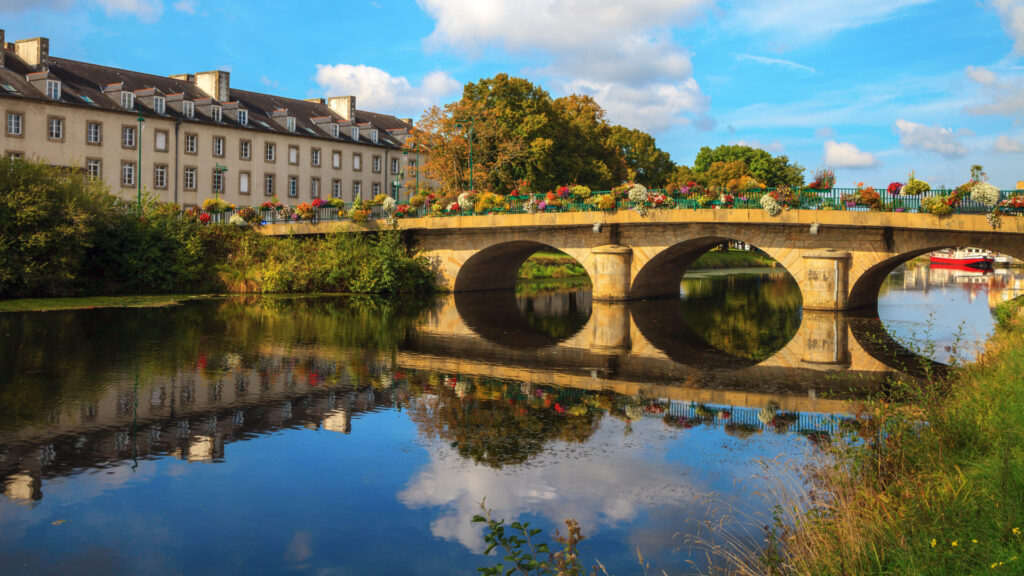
[0,31,418,206]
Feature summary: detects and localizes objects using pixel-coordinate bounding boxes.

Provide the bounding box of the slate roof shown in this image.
[0,47,410,149]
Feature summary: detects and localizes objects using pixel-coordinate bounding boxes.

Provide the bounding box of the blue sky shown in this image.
[3,0,1024,188]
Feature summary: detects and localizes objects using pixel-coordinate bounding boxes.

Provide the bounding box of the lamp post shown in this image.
[136,110,145,215]
[454,118,474,191]
[213,163,228,199]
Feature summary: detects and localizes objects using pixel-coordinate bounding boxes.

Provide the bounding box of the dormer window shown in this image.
[370,129,378,143]
[238,109,248,126]
[121,91,135,110]
[46,80,61,100]
[211,106,222,123]
[183,101,194,119]
[331,124,340,139]
[154,96,166,115]
[286,117,296,132]
[350,126,359,140]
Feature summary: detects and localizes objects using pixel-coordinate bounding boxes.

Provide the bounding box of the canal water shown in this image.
[0,262,1018,575]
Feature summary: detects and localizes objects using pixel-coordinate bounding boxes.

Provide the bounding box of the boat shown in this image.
[930,248,994,269]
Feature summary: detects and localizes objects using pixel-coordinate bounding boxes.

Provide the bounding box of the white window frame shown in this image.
[332,151,341,169]
[185,134,197,154]
[286,117,296,132]
[184,167,197,190]
[6,113,22,136]
[265,143,276,162]
[46,80,61,100]
[373,182,381,196]
[331,179,341,197]
[212,169,224,193]
[87,122,101,144]
[213,136,224,157]
[122,126,136,148]
[154,96,166,115]
[154,165,167,188]
[121,161,135,186]
[350,126,359,140]
[238,109,248,126]
[155,130,167,152]
[211,106,222,123]
[288,145,298,165]
[311,148,320,167]
[370,129,378,143]
[86,159,102,179]
[353,154,361,171]
[310,177,320,198]
[265,174,275,196]
[182,101,194,119]
[331,124,340,139]
[353,181,361,198]
[48,117,63,140]
[240,140,251,159]
[372,156,381,173]
[391,158,400,174]
[288,175,298,197]
[121,91,135,110]
[239,172,250,195]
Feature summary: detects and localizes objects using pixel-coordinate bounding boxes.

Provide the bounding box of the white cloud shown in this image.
[259,75,279,88]
[992,0,1024,54]
[735,54,815,73]
[993,134,1024,152]
[95,0,163,22]
[733,139,785,154]
[314,64,460,117]
[893,119,969,158]
[417,0,713,132]
[823,140,879,168]
[727,0,932,46]
[172,0,195,14]
[965,65,1024,118]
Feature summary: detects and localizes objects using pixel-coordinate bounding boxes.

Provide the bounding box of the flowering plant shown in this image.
[627,183,650,216]
[260,199,284,210]
[295,202,316,220]
[970,182,1000,208]
[523,195,539,214]
[806,167,836,190]
[760,193,782,216]
[229,213,247,227]
[382,196,397,214]
[198,212,211,224]
[887,182,903,195]
[237,206,259,224]
[202,197,232,213]
[720,193,735,207]
[555,185,571,197]
[902,172,929,196]
[921,195,954,216]
[311,198,325,209]
[610,182,634,197]
[570,184,591,199]
[537,200,548,212]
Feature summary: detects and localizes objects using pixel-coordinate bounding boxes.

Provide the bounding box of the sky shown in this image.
[2,0,1024,188]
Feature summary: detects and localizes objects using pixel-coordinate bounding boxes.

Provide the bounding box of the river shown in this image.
[1,262,1020,575]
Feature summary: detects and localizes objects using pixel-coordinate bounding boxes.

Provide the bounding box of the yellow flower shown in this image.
[1013,527,1021,535]
[931,539,937,548]
[952,540,959,547]
[973,539,979,544]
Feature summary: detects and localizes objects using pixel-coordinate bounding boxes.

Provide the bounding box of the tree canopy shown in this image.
[691,145,804,188]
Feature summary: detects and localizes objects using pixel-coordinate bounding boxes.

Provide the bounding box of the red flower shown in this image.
[199,213,211,224]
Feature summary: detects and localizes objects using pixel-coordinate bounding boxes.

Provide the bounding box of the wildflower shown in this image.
[930,539,937,548]
[952,540,959,547]
[1013,527,1021,535]
[973,539,978,544]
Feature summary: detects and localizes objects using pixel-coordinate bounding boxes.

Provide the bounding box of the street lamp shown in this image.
[213,163,228,199]
[454,118,475,191]
[136,110,145,215]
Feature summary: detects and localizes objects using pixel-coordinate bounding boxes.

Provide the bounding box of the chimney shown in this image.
[0,30,5,68]
[194,70,229,102]
[15,36,48,69]
[169,73,195,83]
[328,95,356,121]
[304,97,326,105]
[401,118,413,126]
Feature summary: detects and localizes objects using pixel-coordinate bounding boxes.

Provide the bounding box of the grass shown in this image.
[733,295,1024,575]
[0,294,211,313]
[518,249,774,280]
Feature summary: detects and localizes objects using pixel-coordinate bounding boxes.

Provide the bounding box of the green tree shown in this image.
[692,145,804,187]
[549,94,626,189]
[607,125,675,187]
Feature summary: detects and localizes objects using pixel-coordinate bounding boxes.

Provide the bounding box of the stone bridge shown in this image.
[262,208,1024,310]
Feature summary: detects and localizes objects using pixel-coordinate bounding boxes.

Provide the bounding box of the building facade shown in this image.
[0,31,419,207]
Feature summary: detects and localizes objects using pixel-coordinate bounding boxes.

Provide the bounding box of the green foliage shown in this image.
[0,157,113,298]
[902,178,930,195]
[692,145,804,187]
[607,125,675,187]
[474,502,596,576]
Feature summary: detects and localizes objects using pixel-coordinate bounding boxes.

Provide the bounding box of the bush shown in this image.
[902,179,929,196]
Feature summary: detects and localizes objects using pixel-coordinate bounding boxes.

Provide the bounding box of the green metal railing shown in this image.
[198,187,1022,225]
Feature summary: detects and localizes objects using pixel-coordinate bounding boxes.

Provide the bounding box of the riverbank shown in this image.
[518,249,773,280]
[769,295,1024,575]
[0,294,206,313]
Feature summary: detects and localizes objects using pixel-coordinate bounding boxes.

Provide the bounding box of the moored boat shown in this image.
[930,248,994,269]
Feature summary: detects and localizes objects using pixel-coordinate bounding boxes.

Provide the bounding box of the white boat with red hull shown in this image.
[930,248,994,270]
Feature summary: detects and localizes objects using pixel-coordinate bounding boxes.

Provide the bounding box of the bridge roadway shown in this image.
[261,208,1024,310]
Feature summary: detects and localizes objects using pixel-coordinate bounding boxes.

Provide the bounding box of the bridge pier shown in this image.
[588,302,632,354]
[801,250,852,311]
[591,245,633,301]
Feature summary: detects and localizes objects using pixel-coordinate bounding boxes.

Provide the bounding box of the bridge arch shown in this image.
[454,240,595,293]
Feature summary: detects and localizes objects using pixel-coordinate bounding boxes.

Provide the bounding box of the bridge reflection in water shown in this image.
[0,292,922,506]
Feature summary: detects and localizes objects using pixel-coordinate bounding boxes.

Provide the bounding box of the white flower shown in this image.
[628,184,649,217]
[229,213,247,226]
[382,196,397,214]
[458,191,475,209]
[523,195,539,214]
[970,182,1000,208]
[760,193,782,216]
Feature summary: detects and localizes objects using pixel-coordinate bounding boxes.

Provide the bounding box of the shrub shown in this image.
[902,178,929,196]
[921,195,954,215]
[570,185,591,199]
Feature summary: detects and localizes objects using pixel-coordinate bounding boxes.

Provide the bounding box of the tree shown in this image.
[692,145,804,187]
[550,94,626,189]
[607,125,675,187]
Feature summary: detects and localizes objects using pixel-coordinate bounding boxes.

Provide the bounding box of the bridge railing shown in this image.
[199,187,1022,225]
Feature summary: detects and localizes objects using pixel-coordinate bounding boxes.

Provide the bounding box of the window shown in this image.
[46,80,61,100]
[6,151,24,159]
[310,177,320,198]
[372,183,381,196]
[6,112,22,136]
[265,143,276,162]
[184,167,197,190]
[154,96,166,115]
[237,109,248,126]
[121,91,134,110]
[286,117,296,132]
[288,175,298,197]
[211,106,222,123]
[353,153,362,171]
[288,145,299,165]
[48,117,63,140]
[372,156,381,173]
[370,129,378,143]
[239,172,251,195]
[155,130,168,152]
[185,133,197,154]
[87,122,102,144]
[331,124,340,139]
[213,136,225,157]
[350,126,359,140]
[182,101,194,119]
[212,169,224,193]
[332,151,341,169]
[154,165,167,189]
[391,158,400,174]
[240,140,251,160]
[86,159,102,179]
[121,161,136,187]
[265,173,275,196]
[122,126,136,148]
[352,181,362,199]
[331,179,341,197]
[311,148,321,167]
